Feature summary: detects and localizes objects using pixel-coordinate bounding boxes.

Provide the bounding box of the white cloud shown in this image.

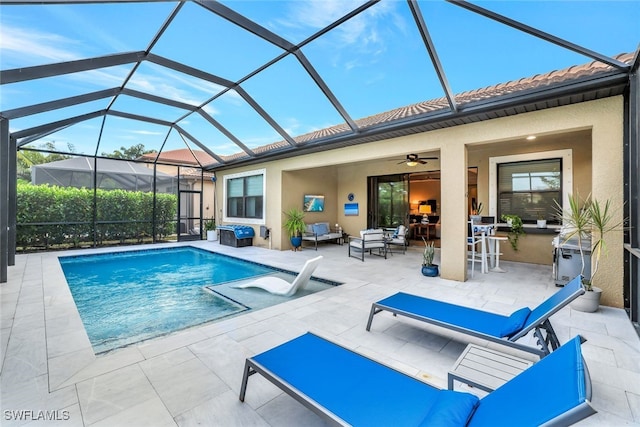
[0,23,81,65]
[126,65,226,107]
[131,130,164,136]
[283,1,404,69]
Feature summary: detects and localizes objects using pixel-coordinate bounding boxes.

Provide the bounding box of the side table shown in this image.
[448,344,534,393]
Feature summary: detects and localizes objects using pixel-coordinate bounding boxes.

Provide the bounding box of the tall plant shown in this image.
[283,207,306,237]
[421,237,436,266]
[555,193,623,291]
[588,197,623,287]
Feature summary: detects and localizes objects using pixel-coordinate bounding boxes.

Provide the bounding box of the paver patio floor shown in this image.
[2,240,639,426]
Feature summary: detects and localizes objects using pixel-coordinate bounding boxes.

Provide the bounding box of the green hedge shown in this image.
[16,183,178,250]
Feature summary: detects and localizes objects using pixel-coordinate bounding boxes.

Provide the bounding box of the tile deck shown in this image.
[1,240,639,426]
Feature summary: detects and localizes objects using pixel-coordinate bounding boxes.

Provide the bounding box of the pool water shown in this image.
[59,247,334,353]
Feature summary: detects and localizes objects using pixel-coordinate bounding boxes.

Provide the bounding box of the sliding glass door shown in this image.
[367,174,410,229]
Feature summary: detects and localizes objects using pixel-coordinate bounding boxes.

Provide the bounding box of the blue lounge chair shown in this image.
[239,333,595,426]
[366,275,585,358]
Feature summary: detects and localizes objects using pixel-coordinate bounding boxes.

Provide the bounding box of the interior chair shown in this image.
[240,332,596,427]
[467,221,484,277]
[348,229,387,261]
[481,216,495,224]
[386,225,408,254]
[367,275,585,358]
[232,256,322,297]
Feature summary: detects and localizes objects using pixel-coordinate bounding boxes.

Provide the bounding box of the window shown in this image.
[224,169,265,223]
[497,159,561,223]
[489,149,572,224]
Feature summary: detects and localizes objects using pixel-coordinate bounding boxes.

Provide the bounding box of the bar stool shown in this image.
[467,221,488,276]
[488,236,508,273]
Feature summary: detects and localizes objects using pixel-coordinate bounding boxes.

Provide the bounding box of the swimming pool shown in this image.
[59,247,335,353]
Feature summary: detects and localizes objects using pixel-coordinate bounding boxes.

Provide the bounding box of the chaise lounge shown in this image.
[232,256,323,297]
[366,275,585,358]
[239,332,595,426]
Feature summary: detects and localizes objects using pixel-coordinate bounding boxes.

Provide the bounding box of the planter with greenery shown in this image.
[204,218,217,241]
[536,211,547,229]
[501,214,525,251]
[421,237,439,277]
[283,207,306,251]
[470,201,483,223]
[556,193,623,312]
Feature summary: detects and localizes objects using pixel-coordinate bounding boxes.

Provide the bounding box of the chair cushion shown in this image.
[361,229,384,240]
[417,390,479,427]
[500,307,531,338]
[312,222,330,236]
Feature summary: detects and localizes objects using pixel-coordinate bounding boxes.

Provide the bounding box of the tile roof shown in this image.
[219,53,633,165]
[139,148,215,166]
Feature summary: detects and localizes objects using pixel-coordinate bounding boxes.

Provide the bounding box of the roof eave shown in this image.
[208,71,629,172]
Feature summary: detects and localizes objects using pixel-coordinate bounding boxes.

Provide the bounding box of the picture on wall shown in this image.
[303,195,325,212]
[344,202,359,216]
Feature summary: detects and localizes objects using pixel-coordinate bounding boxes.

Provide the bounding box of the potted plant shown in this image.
[204,218,217,241]
[556,193,623,312]
[501,214,525,251]
[470,201,483,223]
[421,237,439,277]
[283,207,306,251]
[536,211,547,229]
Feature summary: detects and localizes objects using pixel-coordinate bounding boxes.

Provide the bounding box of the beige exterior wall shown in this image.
[215,96,625,307]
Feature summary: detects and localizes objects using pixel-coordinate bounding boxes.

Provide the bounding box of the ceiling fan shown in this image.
[397,154,438,167]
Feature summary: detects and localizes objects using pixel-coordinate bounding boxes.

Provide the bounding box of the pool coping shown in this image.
[42,242,339,392]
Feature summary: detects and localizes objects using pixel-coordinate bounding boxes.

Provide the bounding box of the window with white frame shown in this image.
[224,169,265,223]
[497,159,561,223]
[489,149,572,224]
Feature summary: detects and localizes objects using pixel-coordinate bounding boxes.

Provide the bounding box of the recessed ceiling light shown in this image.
[526,135,537,141]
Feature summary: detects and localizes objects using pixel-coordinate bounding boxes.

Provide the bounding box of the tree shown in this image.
[102,143,154,160]
[17,141,73,181]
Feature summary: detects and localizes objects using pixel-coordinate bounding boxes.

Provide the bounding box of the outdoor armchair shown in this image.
[348,229,387,261]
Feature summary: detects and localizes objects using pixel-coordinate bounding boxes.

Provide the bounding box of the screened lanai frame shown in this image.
[0,0,639,325]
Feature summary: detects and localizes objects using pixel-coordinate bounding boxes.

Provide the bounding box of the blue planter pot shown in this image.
[290,236,302,250]
[421,265,439,277]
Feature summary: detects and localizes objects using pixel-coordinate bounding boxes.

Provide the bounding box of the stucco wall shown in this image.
[215,96,625,307]
[281,167,338,250]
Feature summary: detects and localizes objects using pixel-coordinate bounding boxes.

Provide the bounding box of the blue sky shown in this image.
[1,0,638,160]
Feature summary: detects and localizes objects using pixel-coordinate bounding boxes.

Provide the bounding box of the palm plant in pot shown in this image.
[556,193,623,312]
[421,237,439,277]
[283,207,306,251]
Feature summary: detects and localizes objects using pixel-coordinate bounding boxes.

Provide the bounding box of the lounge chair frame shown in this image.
[366,276,585,358]
[240,354,345,426]
[239,332,596,427]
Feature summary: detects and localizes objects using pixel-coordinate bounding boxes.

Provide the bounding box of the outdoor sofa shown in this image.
[302,222,343,250]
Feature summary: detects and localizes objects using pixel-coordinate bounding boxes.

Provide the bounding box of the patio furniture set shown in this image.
[239,276,595,426]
